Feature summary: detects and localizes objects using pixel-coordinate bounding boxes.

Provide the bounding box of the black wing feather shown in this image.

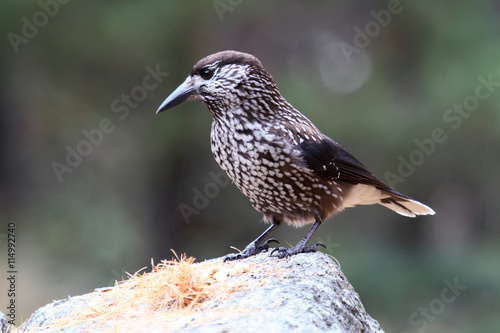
[299,138,398,193]
[298,138,340,179]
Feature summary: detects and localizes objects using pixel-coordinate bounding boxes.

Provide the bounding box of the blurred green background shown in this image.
[0,1,499,332]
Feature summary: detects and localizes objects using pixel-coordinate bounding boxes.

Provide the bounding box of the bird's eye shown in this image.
[199,67,214,80]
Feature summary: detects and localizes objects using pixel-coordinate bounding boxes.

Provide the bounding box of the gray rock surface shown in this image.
[0,311,9,333]
[19,251,384,332]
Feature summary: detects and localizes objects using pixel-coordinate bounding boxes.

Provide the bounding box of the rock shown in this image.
[18,251,384,332]
[0,311,9,333]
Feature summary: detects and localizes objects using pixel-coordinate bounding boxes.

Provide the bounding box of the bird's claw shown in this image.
[223,238,280,262]
[271,242,326,259]
[258,238,279,252]
[223,253,243,262]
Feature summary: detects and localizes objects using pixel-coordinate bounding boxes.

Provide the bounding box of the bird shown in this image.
[156,50,435,260]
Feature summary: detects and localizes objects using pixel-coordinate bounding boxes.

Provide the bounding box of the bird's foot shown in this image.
[224,238,279,262]
[270,241,326,259]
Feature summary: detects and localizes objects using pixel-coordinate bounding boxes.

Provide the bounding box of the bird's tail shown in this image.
[378,189,435,218]
[342,184,435,217]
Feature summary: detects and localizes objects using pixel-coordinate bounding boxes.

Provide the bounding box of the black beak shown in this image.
[156,78,196,114]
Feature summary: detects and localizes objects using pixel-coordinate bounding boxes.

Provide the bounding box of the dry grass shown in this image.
[19,252,269,332]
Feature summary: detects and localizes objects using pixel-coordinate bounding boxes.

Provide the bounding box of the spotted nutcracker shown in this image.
[157,50,435,260]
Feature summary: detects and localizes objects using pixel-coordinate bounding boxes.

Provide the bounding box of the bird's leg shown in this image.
[224,223,280,261]
[271,217,326,259]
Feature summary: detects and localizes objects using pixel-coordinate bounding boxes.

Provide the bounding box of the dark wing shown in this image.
[277,122,435,216]
[298,136,399,193]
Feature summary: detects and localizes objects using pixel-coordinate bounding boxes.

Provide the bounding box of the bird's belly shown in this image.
[211,128,345,226]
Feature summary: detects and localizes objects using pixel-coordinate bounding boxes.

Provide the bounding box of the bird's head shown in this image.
[156,50,283,117]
